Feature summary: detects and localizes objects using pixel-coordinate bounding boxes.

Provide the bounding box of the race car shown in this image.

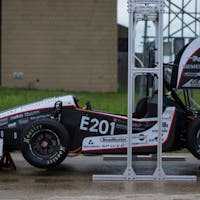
[1,37,200,169]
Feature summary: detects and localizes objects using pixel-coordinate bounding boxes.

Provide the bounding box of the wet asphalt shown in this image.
[0,152,200,200]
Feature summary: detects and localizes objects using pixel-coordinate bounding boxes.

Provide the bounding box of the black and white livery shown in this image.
[1,38,200,169]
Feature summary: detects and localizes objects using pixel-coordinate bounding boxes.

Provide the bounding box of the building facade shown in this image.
[2,0,117,92]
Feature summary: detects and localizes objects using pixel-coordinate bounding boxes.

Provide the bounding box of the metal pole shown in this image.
[182,0,184,37]
[140,21,148,99]
[195,0,197,35]
[153,4,165,178]
[168,0,171,41]
[157,3,164,175]
[123,4,136,179]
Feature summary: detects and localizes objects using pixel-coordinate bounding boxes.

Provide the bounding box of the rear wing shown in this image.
[165,37,200,89]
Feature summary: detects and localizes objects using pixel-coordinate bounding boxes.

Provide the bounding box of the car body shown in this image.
[0,94,180,168]
[1,37,200,169]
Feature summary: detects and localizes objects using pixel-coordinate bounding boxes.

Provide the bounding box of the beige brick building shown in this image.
[2,0,117,92]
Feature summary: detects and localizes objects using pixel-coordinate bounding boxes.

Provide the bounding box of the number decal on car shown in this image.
[80,116,115,135]
[89,118,99,133]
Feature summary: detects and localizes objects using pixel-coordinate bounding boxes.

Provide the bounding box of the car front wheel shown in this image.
[21,119,70,169]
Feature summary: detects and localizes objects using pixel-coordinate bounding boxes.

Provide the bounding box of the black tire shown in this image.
[21,119,70,169]
[187,118,200,159]
[135,97,148,118]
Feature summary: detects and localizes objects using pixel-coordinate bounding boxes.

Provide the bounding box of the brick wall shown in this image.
[2,0,117,92]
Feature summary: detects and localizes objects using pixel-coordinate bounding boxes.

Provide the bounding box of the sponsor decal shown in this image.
[191,55,200,62]
[100,136,127,143]
[182,79,200,88]
[184,72,200,77]
[185,64,200,69]
[178,46,200,88]
[30,114,51,121]
[23,124,42,144]
[162,122,168,128]
[0,95,76,120]
[88,140,94,145]
[24,110,40,117]
[10,114,23,121]
[13,131,17,139]
[115,123,127,130]
[176,38,200,88]
[0,118,8,124]
[82,107,175,152]
[46,146,66,165]
[0,130,4,138]
[0,118,8,127]
[18,118,29,125]
[8,122,17,128]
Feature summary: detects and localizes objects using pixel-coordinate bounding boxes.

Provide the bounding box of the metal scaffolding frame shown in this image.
[141,0,200,93]
[165,0,200,38]
[140,0,200,114]
[93,0,196,181]
[142,0,200,58]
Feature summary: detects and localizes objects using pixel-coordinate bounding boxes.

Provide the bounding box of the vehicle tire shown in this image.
[135,97,148,118]
[187,118,200,159]
[21,119,70,169]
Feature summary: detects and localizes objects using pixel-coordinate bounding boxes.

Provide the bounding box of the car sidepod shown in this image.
[78,107,176,154]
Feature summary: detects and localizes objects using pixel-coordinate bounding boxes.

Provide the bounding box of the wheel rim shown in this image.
[30,129,60,159]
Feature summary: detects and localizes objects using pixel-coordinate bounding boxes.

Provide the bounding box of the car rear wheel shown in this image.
[135,97,148,118]
[21,119,70,169]
[187,118,200,159]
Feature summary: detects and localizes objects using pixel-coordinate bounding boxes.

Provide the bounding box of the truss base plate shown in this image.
[92,174,197,181]
[103,155,186,162]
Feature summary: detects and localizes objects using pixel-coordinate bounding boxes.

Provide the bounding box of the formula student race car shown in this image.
[1,38,200,169]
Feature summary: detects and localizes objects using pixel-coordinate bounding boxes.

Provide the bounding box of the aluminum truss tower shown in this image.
[143,0,200,58]
[93,0,196,181]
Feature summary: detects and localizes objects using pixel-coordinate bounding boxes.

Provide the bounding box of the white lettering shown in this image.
[99,120,109,135]
[80,117,116,135]
[80,116,90,131]
[89,118,99,133]
[110,122,115,135]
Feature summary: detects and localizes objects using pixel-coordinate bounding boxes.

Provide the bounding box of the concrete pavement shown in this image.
[0,153,199,199]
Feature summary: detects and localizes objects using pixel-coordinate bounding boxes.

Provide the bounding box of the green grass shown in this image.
[0,88,128,114]
[1,87,200,115]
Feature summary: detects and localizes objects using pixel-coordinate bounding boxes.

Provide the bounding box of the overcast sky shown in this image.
[117,0,200,52]
[117,0,128,27]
